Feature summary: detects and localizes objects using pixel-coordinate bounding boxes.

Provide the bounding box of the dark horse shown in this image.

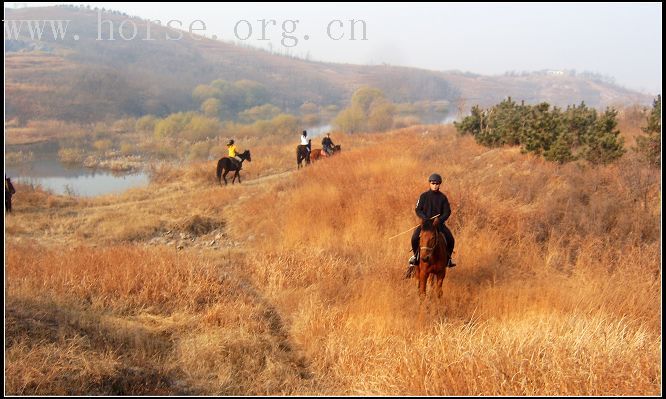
[310,144,341,162]
[413,217,450,298]
[296,143,311,169]
[216,150,251,185]
[5,176,16,213]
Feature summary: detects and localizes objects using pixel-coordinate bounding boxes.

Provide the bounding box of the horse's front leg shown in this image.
[418,267,428,298]
[435,270,446,298]
[237,170,241,184]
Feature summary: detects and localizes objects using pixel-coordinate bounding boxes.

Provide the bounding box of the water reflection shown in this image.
[5,158,149,197]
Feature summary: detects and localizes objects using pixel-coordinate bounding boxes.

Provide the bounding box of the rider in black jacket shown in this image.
[322,133,335,155]
[408,173,456,268]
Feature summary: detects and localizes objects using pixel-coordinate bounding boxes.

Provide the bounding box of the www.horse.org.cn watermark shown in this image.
[4,10,368,47]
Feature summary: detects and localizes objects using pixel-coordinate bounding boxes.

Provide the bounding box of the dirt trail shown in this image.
[6,168,299,248]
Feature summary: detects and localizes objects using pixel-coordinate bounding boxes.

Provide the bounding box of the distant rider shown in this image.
[227,139,243,169]
[322,133,335,156]
[5,176,16,213]
[300,130,311,153]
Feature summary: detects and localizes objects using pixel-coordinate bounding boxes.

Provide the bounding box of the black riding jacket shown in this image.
[322,137,334,147]
[415,189,451,227]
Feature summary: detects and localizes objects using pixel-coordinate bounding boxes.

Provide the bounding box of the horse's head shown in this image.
[334,144,341,152]
[241,150,252,162]
[419,217,440,264]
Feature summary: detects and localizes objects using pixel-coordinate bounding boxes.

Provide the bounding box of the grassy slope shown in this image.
[4,126,661,395]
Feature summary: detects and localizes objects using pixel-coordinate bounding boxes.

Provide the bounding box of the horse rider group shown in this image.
[301,130,337,156]
[224,135,457,271]
[227,129,337,166]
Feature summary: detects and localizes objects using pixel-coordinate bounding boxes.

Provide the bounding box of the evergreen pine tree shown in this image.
[636,95,661,166]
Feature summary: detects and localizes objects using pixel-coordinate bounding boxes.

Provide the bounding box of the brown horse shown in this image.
[414,217,450,298]
[309,148,325,162]
[310,144,341,163]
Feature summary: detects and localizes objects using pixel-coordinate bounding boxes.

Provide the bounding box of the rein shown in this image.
[387,213,441,241]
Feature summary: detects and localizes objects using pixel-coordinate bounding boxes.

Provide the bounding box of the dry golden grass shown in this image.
[5,119,87,145]
[5,124,661,395]
[5,245,313,395]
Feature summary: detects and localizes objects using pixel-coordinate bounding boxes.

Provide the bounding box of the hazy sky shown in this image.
[11,2,663,93]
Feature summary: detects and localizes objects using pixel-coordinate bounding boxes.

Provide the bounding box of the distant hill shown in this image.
[5,6,654,123]
[445,71,653,110]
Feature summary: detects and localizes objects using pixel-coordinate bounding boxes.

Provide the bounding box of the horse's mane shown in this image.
[422,219,436,231]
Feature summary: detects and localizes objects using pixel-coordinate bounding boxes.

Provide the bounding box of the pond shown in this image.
[5,157,150,197]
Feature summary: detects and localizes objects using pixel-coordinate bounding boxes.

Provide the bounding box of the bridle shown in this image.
[420,229,439,261]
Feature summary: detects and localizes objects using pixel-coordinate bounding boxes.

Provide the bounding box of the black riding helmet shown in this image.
[227,139,234,146]
[428,173,442,184]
